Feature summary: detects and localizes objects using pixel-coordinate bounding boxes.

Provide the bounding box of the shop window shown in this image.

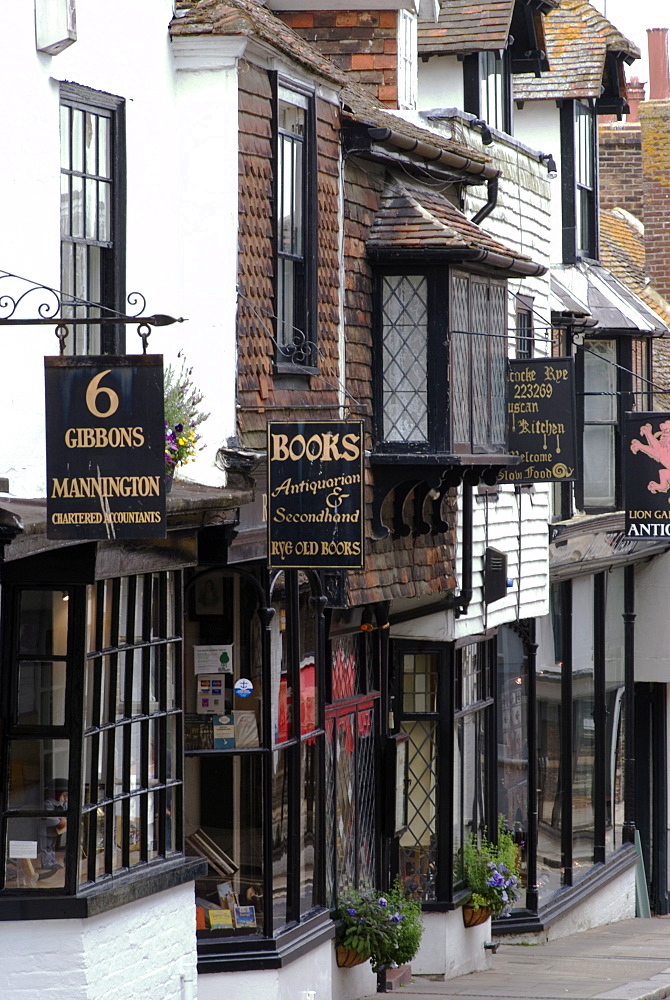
[60,82,126,354]
[376,268,508,456]
[395,640,495,904]
[496,626,529,889]
[185,569,326,950]
[274,80,317,372]
[325,626,380,906]
[1,573,183,896]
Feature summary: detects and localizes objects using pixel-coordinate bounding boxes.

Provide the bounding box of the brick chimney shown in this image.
[648,28,670,99]
[639,98,670,301]
[598,120,644,223]
[274,10,400,107]
[626,77,646,123]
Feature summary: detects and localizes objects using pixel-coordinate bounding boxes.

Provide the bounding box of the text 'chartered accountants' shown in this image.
[45,356,166,540]
[267,421,364,569]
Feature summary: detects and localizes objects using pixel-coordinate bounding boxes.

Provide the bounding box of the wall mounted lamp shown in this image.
[472,119,494,145]
[539,153,558,179]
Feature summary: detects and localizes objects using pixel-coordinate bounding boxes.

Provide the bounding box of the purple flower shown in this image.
[347,907,356,916]
[391,912,402,923]
[175,423,183,433]
[378,897,388,908]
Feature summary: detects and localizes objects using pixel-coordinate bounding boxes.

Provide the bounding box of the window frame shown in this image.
[271,76,318,375]
[372,264,509,458]
[561,99,597,263]
[0,572,185,902]
[463,49,512,135]
[575,335,652,513]
[516,296,534,359]
[393,637,497,909]
[59,82,126,355]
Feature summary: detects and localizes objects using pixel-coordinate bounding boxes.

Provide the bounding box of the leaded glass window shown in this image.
[381,275,428,443]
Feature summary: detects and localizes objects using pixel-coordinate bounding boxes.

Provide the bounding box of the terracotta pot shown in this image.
[336,945,368,968]
[462,903,492,927]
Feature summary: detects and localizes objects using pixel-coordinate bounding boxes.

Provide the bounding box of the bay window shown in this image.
[376,267,508,456]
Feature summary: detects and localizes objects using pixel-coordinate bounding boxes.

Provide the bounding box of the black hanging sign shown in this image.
[267,420,364,569]
[624,412,670,538]
[45,355,166,540]
[498,357,577,484]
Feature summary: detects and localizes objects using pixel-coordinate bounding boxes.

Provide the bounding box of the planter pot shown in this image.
[336,945,368,968]
[165,470,175,494]
[462,903,492,927]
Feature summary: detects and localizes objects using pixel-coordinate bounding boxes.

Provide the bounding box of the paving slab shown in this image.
[361,917,670,1000]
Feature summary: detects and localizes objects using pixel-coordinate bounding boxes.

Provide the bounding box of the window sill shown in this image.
[0,855,206,921]
[197,907,334,973]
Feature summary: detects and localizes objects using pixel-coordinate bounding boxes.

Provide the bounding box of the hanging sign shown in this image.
[498,357,577,484]
[624,412,670,538]
[267,420,364,569]
[45,355,166,540]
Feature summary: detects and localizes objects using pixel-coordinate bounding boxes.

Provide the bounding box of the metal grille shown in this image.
[471,278,490,448]
[335,713,357,891]
[399,720,438,900]
[382,275,428,443]
[450,271,471,449]
[490,282,507,445]
[325,717,336,905]
[356,709,377,890]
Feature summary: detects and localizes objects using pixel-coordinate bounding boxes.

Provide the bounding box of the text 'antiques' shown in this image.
[267,421,364,569]
[624,412,670,538]
[498,358,577,484]
[45,355,166,540]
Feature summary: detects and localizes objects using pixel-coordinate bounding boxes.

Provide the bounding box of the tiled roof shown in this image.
[171,0,345,84]
[600,208,670,329]
[418,0,515,57]
[514,0,640,101]
[172,4,493,175]
[366,179,546,275]
[342,84,491,171]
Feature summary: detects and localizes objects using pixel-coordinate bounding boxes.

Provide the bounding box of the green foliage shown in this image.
[164,355,209,475]
[336,880,424,972]
[463,817,521,918]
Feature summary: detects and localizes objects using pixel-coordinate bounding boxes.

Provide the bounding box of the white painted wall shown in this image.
[0,882,198,1000]
[513,101,563,263]
[501,864,636,945]
[0,0,239,496]
[411,909,492,978]
[635,550,670,681]
[417,55,464,110]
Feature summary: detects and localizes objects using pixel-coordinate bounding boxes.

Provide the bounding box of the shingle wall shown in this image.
[236,61,341,450]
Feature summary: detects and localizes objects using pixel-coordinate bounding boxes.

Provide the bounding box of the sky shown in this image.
[590,0,669,84]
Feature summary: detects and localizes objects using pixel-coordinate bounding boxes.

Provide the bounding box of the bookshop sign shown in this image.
[267,420,364,569]
[498,357,577,484]
[624,412,670,538]
[45,355,166,540]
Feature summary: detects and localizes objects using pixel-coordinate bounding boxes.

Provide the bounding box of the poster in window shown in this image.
[45,355,166,539]
[623,412,670,538]
[498,358,577,485]
[267,420,364,569]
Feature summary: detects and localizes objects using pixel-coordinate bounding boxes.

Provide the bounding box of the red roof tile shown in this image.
[418,0,516,57]
[514,0,639,101]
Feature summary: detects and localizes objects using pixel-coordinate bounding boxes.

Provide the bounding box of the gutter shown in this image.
[367,245,547,278]
[366,126,501,181]
[472,177,499,226]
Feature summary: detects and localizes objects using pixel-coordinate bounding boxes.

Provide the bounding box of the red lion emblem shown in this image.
[630,421,670,499]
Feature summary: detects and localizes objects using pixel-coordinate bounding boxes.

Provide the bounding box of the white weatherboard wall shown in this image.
[0,0,238,497]
[0,883,197,1000]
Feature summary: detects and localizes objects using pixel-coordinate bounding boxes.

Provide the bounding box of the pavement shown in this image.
[362,917,670,1000]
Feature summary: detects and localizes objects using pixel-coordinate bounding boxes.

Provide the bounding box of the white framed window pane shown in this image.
[583,424,616,507]
[584,341,616,421]
[382,275,428,442]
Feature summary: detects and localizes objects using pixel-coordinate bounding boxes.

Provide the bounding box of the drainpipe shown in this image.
[471,177,499,226]
[454,480,473,617]
[623,563,636,845]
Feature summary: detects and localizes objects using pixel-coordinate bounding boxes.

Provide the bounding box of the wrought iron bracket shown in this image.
[0,272,184,354]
